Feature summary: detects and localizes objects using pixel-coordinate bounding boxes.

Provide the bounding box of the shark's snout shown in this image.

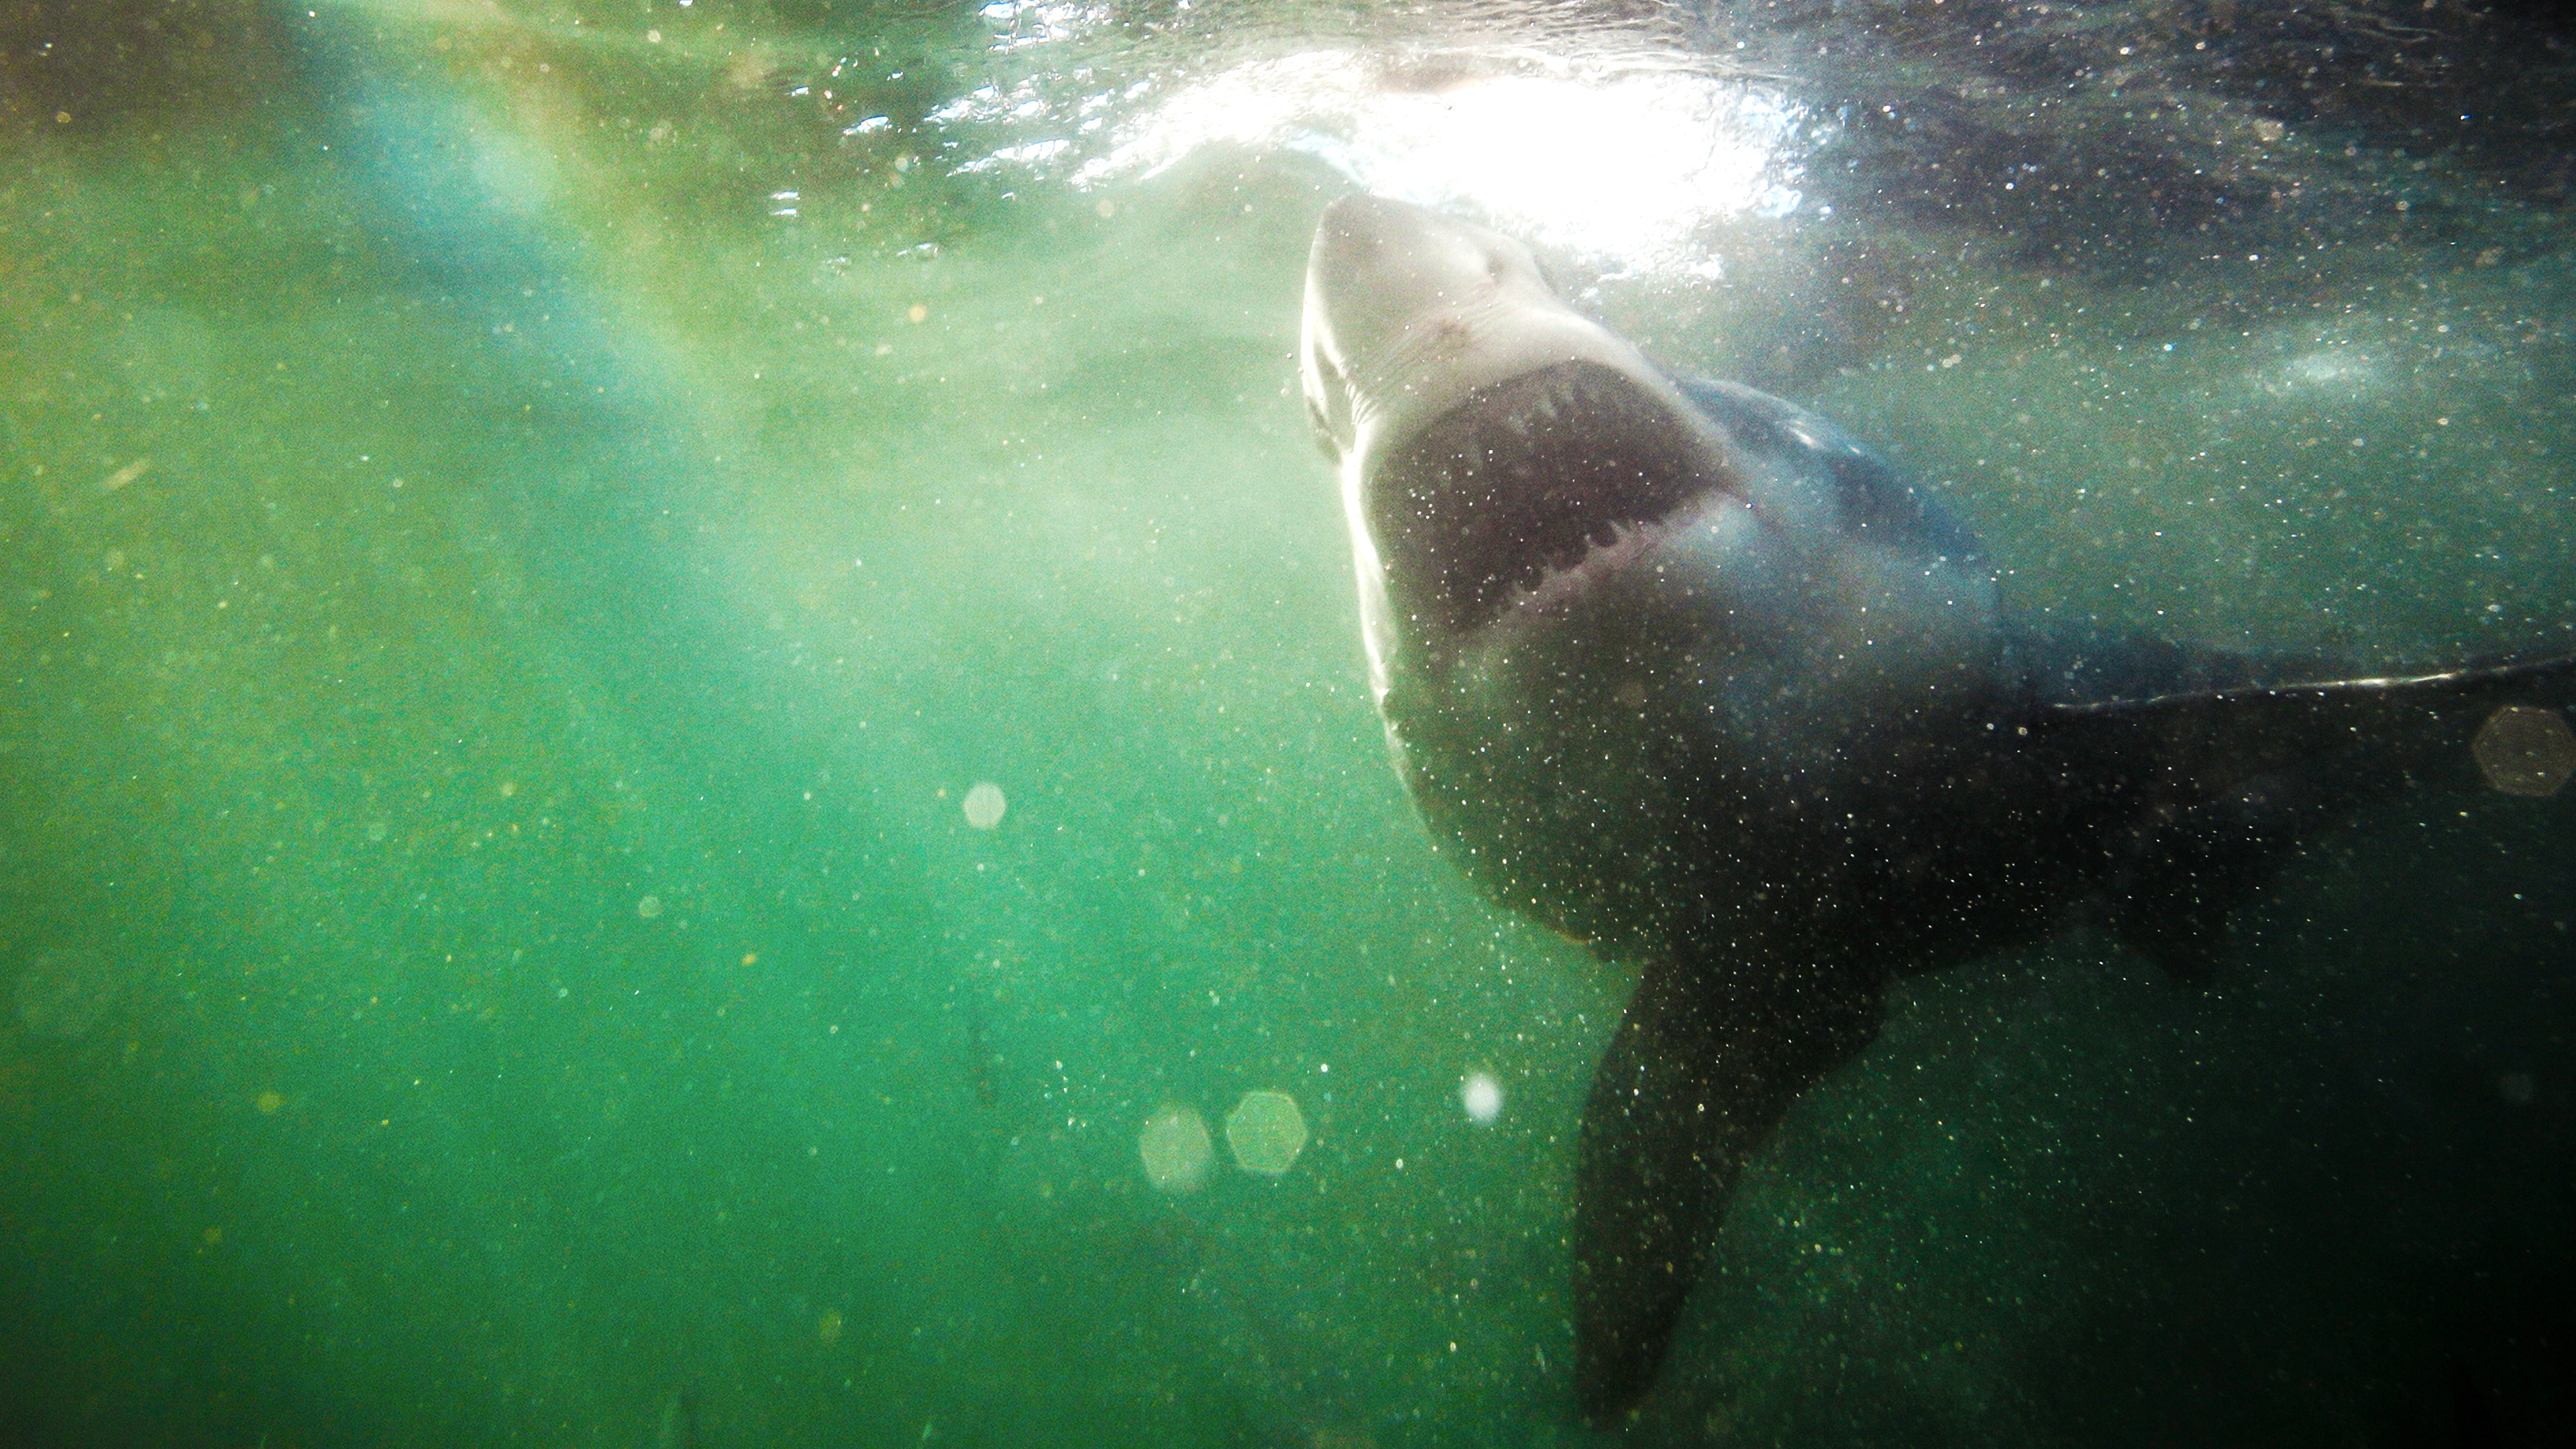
[1312,193,1419,268]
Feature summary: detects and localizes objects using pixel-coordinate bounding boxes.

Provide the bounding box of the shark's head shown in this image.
[1300,195,1733,672]
[1300,193,1607,462]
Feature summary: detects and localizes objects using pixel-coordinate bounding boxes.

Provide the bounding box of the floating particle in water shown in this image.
[817,1308,844,1344]
[14,946,122,1038]
[637,894,665,920]
[1138,1105,1214,1193]
[256,1091,285,1116]
[2500,1072,2536,1106]
[962,781,1008,830]
[2473,704,2576,798]
[1225,1089,1309,1176]
[1460,1071,1503,1124]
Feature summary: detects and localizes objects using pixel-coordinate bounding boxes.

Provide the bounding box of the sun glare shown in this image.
[1073,50,1804,272]
[932,39,1806,278]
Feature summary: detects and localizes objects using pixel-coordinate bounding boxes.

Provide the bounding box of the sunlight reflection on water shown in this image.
[935,38,1807,275]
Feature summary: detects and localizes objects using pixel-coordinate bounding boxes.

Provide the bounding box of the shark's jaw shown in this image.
[1298,197,1742,686]
[1363,359,1727,641]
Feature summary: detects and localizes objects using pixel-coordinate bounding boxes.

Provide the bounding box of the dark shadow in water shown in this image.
[1695,0,2576,274]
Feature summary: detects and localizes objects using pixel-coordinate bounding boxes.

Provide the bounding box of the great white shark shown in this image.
[1297,193,2576,1425]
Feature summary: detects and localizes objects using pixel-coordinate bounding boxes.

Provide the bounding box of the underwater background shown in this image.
[2,1,2572,1444]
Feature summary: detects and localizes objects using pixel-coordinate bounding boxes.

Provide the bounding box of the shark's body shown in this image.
[1297,194,2576,1424]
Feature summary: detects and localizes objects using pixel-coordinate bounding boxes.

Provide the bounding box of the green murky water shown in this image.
[4,3,2572,1445]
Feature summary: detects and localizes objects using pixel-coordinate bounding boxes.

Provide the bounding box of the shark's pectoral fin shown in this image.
[1571,951,1883,1426]
[1570,971,1719,1428]
[2037,653,2576,800]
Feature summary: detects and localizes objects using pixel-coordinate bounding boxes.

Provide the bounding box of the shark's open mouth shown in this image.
[1370,361,1718,635]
